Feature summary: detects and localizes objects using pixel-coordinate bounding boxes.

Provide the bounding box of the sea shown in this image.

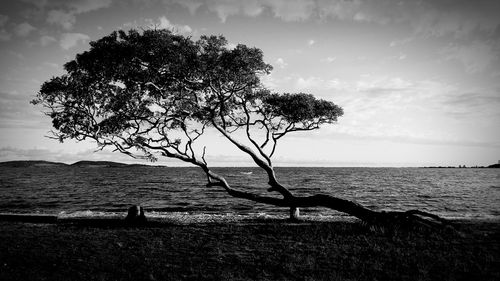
[1,166,499,221]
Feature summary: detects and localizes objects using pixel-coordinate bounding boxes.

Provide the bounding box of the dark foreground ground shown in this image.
[0,219,499,281]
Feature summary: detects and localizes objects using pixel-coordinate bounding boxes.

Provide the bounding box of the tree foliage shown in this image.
[33,29,342,167]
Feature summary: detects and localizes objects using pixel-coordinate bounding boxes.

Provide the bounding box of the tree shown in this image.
[33,29,449,228]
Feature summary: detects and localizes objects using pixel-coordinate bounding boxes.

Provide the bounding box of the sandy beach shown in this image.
[0,218,499,281]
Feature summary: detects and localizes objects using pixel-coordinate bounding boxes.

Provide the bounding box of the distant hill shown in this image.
[70,161,130,168]
[0,160,165,168]
[0,160,68,168]
[488,163,500,168]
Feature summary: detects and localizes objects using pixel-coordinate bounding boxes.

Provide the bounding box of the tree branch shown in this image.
[211,121,293,198]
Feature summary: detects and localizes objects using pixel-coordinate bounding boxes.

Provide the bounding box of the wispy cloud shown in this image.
[47,9,76,30]
[263,73,500,148]
[123,16,193,35]
[25,0,113,30]
[0,17,37,40]
[0,15,10,41]
[440,41,498,73]
[0,14,8,26]
[13,22,36,37]
[21,0,112,14]
[147,16,192,34]
[289,76,345,92]
[274,58,288,69]
[263,0,315,22]
[0,91,42,129]
[40,35,57,46]
[0,29,11,41]
[59,32,90,50]
[175,0,203,15]
[322,56,336,63]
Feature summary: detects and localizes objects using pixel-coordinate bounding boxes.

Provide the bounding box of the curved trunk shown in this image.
[210,175,450,228]
[192,141,450,230]
[289,194,378,221]
[235,191,450,228]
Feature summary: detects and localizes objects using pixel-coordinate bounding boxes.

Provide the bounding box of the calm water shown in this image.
[0,166,499,220]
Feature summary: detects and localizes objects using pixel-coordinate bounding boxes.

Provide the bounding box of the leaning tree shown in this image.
[33,29,449,228]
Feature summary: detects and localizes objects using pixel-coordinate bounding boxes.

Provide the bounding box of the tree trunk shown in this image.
[223,187,452,230]
[203,165,452,231]
[287,194,452,230]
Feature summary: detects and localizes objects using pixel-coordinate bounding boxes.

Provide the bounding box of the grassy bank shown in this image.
[0,220,499,281]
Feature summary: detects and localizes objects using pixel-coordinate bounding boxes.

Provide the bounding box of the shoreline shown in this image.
[1,212,499,225]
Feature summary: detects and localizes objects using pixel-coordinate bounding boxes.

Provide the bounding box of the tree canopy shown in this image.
[33,29,343,171]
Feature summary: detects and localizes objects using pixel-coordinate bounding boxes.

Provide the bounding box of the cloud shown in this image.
[0,147,102,164]
[262,0,315,22]
[322,56,336,63]
[163,0,500,38]
[155,0,500,40]
[355,76,413,95]
[47,9,76,30]
[13,22,36,37]
[440,41,498,73]
[321,78,455,145]
[19,0,49,9]
[1,20,45,41]
[206,0,265,23]
[0,91,43,129]
[42,0,112,30]
[0,147,58,162]
[316,0,362,20]
[169,0,266,23]
[256,75,500,151]
[411,4,499,39]
[21,0,112,13]
[0,14,8,26]
[262,74,347,94]
[274,58,287,69]
[0,29,11,41]
[437,90,500,119]
[209,1,247,23]
[40,35,57,46]
[172,0,314,23]
[327,77,500,148]
[126,16,194,35]
[389,37,413,47]
[266,75,497,147]
[293,76,345,92]
[66,0,112,14]
[442,92,500,108]
[43,62,59,68]
[174,0,203,15]
[0,14,11,41]
[60,32,90,50]
[155,16,192,34]
[295,76,325,91]
[124,16,193,34]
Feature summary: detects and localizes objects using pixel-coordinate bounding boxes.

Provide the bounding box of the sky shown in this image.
[0,0,499,167]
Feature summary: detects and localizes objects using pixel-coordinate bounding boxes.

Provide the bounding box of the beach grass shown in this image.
[0,219,499,281]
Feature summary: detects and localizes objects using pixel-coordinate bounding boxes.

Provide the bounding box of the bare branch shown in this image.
[242,99,272,166]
